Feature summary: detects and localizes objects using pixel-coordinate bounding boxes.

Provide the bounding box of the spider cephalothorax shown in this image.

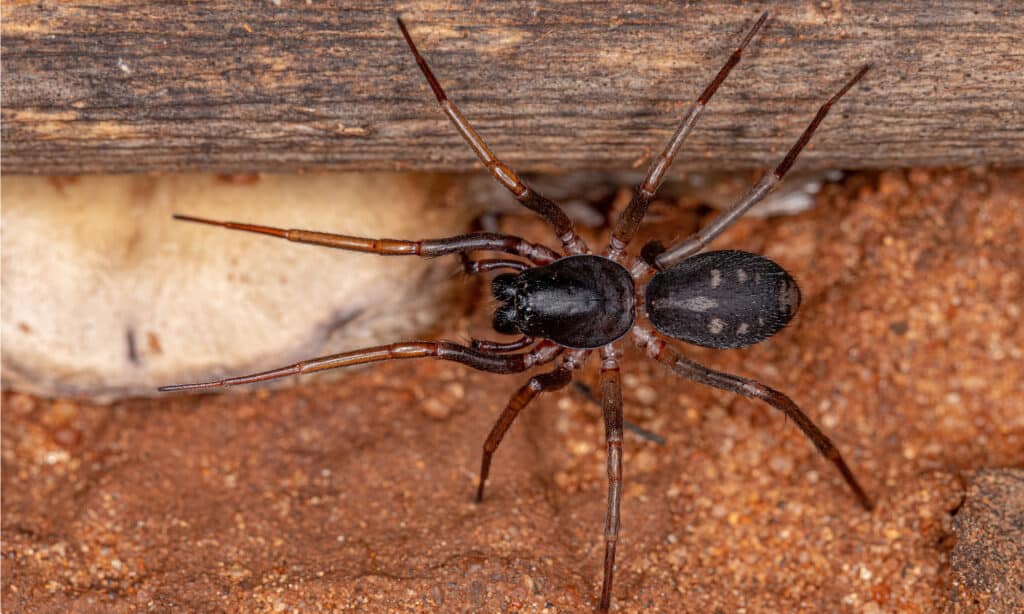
[162,12,872,612]
[491,255,636,349]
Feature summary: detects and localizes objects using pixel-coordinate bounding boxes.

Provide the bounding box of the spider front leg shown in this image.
[476,351,587,502]
[470,336,535,353]
[459,255,530,274]
[159,340,562,392]
[652,64,871,269]
[598,345,624,613]
[396,17,587,255]
[170,214,560,264]
[633,326,874,511]
[607,11,769,262]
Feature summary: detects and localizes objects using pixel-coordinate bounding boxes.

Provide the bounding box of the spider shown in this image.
[161,12,874,612]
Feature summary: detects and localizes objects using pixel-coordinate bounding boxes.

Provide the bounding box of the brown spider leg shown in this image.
[598,344,624,613]
[172,214,560,265]
[606,11,769,262]
[632,326,874,511]
[396,18,587,256]
[159,340,561,392]
[572,382,666,445]
[653,64,872,269]
[476,350,587,502]
[471,336,535,353]
[460,256,530,274]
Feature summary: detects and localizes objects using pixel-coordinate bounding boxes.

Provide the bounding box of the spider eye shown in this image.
[492,303,518,335]
[491,274,517,302]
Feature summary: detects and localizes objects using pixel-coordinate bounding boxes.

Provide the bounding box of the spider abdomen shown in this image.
[498,255,636,350]
[645,250,800,349]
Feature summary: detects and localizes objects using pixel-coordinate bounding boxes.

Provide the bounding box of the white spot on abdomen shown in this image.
[681,296,718,312]
[737,322,750,335]
[708,318,725,334]
[710,269,722,288]
[736,269,748,283]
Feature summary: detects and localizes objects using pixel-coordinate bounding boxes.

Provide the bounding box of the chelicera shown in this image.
[162,12,874,612]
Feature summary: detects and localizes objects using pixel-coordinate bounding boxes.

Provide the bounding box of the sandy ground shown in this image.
[3,168,1022,612]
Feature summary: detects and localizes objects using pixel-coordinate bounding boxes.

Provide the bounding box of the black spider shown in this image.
[162,12,873,612]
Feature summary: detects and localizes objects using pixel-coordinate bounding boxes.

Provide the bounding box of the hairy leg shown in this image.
[633,326,873,510]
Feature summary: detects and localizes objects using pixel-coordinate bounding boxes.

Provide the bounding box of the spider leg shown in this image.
[476,351,586,502]
[159,340,561,392]
[396,17,587,256]
[573,382,665,445]
[171,214,560,264]
[460,256,530,274]
[652,64,872,269]
[633,326,874,511]
[606,11,769,262]
[598,345,624,613]
[471,336,535,353]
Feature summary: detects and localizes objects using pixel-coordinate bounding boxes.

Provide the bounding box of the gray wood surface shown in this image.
[3,1,1022,175]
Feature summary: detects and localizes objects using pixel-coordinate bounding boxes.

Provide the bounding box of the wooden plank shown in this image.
[3,1,1022,175]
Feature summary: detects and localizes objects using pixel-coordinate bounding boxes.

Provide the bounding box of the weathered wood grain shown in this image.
[2,1,1022,175]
